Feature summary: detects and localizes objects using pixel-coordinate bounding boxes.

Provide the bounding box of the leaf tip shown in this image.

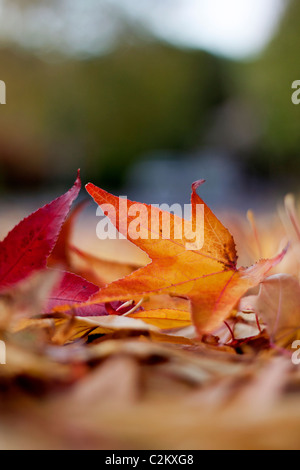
[85,182,96,195]
[271,243,290,265]
[192,179,206,194]
[73,169,81,191]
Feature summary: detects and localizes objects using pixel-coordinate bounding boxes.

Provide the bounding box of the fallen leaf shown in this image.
[85,181,286,334]
[46,271,104,316]
[48,199,88,267]
[128,308,191,329]
[240,274,300,344]
[0,171,81,291]
[69,245,141,286]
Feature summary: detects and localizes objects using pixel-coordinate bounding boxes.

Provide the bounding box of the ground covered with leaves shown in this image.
[1,171,300,449]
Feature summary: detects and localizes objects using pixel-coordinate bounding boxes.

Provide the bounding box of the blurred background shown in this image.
[0,0,299,212]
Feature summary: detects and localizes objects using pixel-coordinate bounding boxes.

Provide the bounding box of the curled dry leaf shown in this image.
[13,313,160,345]
[0,270,59,330]
[240,273,300,345]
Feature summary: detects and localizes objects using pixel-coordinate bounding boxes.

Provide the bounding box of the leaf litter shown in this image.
[0,170,300,449]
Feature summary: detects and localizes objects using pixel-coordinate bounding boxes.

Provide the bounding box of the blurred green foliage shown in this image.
[238,0,300,177]
[0,0,300,190]
[0,41,226,188]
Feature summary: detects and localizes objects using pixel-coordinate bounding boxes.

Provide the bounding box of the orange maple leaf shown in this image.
[86,181,286,334]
